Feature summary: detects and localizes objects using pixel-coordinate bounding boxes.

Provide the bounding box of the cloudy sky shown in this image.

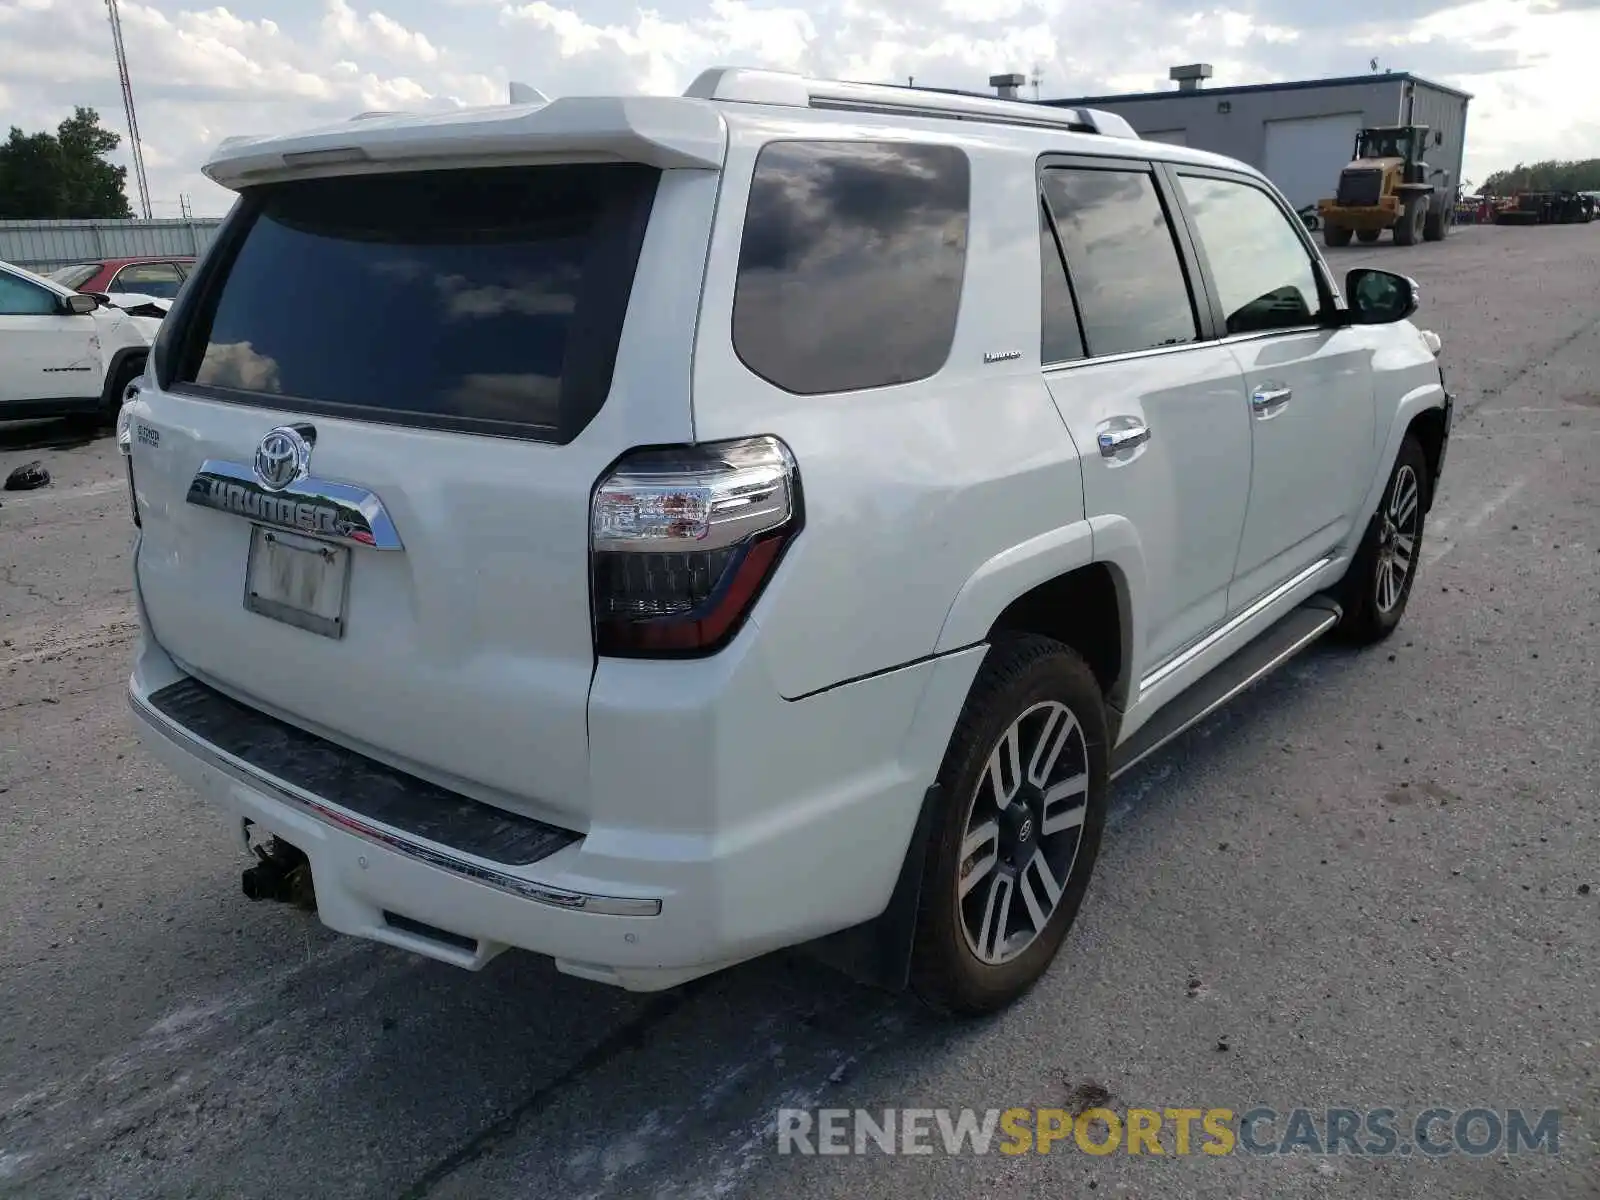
[0,0,1594,216]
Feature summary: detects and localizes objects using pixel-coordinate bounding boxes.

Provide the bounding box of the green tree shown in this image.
[1481,159,1600,195]
[0,107,132,220]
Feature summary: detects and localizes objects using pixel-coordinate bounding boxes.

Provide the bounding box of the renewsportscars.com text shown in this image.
[776,1106,1561,1158]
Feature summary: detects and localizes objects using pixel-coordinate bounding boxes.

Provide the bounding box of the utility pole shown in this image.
[106,0,152,220]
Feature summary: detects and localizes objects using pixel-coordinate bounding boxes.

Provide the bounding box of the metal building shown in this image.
[0,218,223,275]
[1038,68,1472,214]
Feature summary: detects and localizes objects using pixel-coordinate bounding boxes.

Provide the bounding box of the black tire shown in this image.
[1356,229,1382,244]
[911,635,1109,1015]
[1394,198,1425,246]
[1335,434,1429,645]
[104,356,145,423]
[1423,205,1448,242]
[1324,224,1353,248]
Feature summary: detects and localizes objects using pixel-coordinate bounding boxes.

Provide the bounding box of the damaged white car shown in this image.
[0,258,158,426]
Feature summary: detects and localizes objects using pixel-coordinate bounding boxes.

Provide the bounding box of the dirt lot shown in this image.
[2,222,1598,1199]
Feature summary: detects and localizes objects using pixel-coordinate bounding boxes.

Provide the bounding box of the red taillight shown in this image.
[590,437,799,657]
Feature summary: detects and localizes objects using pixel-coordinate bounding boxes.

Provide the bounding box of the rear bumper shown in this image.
[128,586,983,990]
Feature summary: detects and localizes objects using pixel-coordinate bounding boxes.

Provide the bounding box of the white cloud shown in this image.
[0,0,1595,216]
[324,0,440,62]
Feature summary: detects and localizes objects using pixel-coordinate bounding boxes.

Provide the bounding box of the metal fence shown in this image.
[0,218,225,273]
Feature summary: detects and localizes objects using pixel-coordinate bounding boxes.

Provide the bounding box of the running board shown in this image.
[1111,598,1342,780]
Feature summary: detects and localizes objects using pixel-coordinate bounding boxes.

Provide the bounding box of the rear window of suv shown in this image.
[167,164,660,442]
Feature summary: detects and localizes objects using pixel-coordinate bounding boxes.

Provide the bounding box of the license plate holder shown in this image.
[244,525,351,639]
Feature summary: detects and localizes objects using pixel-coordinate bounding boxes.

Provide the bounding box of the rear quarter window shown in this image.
[732,140,970,395]
[167,164,661,443]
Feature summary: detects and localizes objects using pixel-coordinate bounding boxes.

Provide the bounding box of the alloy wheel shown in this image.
[1375,464,1420,614]
[957,700,1090,965]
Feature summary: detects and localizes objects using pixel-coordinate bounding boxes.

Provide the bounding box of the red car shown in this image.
[45,256,195,301]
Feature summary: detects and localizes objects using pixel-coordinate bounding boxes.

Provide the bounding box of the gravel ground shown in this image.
[1,222,1597,1199]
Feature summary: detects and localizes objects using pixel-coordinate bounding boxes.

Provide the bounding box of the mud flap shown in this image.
[798,784,941,992]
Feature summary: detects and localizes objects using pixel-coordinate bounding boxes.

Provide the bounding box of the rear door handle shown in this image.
[1097,417,1152,457]
[1251,384,1293,416]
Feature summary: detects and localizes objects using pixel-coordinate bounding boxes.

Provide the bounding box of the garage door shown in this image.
[1141,128,1188,146]
[1262,113,1364,211]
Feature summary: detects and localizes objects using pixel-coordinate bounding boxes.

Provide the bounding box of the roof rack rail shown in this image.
[684,67,1140,140]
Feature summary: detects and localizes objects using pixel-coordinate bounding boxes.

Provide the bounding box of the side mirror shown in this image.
[1345,267,1419,325]
[63,292,99,316]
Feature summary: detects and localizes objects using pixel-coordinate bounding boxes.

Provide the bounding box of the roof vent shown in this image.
[989,72,1027,99]
[1169,63,1214,92]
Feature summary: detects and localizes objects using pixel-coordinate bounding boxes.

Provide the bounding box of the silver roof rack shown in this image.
[684,67,1139,140]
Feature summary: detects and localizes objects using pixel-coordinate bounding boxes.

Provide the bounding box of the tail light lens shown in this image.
[115,389,140,528]
[590,435,799,656]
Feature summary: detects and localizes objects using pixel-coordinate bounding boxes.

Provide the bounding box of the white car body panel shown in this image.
[0,310,100,406]
[691,117,1088,700]
[124,69,1451,990]
[1046,343,1253,675]
[1224,326,1380,609]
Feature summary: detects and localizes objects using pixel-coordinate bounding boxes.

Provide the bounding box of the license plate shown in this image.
[244,525,350,639]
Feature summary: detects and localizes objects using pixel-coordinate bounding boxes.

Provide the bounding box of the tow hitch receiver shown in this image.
[241,830,317,911]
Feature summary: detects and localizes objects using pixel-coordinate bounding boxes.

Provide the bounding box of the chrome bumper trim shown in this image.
[128,688,663,918]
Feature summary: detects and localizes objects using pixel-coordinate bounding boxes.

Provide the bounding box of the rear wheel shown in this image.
[1324,224,1354,248]
[1423,204,1449,241]
[1336,434,1428,645]
[911,635,1109,1015]
[1356,229,1382,244]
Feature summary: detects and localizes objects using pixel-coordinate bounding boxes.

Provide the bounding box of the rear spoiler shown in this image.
[202,93,727,189]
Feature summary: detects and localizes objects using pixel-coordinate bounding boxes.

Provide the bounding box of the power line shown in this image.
[105,0,152,220]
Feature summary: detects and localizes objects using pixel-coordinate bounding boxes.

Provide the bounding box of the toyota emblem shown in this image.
[253,424,315,492]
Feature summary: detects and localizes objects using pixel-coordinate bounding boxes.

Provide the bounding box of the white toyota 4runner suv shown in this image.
[124,68,1451,1014]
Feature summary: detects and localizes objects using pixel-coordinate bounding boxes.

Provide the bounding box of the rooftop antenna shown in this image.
[1030,64,1043,100]
[105,0,152,220]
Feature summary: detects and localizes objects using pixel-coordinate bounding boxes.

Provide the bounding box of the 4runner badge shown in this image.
[185,427,405,552]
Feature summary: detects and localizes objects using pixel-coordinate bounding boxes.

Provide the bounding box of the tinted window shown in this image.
[733,140,969,395]
[0,272,58,316]
[1040,168,1197,357]
[112,261,185,299]
[1039,201,1085,365]
[1178,175,1322,334]
[174,164,660,441]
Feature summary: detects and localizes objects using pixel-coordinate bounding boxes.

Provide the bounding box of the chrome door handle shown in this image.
[1098,419,1152,457]
[1251,385,1293,414]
